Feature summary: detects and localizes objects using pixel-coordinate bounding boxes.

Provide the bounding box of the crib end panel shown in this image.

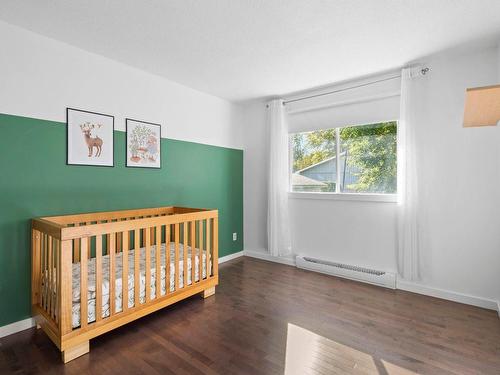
[213,217,219,278]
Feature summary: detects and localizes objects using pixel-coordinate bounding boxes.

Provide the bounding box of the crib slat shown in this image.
[155,226,161,298]
[45,235,50,312]
[49,239,53,320]
[55,239,60,323]
[41,234,46,310]
[206,219,211,279]
[166,225,170,295]
[183,222,188,288]
[34,231,42,306]
[145,228,151,303]
[122,231,129,312]
[47,236,53,317]
[190,221,195,286]
[53,239,58,320]
[53,239,57,319]
[41,233,48,309]
[60,240,73,335]
[174,223,179,291]
[43,234,49,311]
[40,233,44,306]
[53,238,58,320]
[96,235,103,322]
[80,238,88,328]
[213,218,219,277]
[45,235,50,311]
[134,229,140,307]
[31,230,40,307]
[109,233,116,315]
[51,236,56,318]
[199,221,203,281]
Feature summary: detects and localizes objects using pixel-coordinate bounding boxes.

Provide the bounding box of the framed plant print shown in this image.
[67,108,114,167]
[126,118,162,168]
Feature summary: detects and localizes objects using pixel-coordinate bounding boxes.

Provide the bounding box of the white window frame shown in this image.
[288,122,398,203]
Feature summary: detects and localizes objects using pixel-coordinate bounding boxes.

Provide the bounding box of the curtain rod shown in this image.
[279,67,429,106]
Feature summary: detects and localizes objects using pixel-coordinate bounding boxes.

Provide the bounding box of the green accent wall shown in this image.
[0,113,243,327]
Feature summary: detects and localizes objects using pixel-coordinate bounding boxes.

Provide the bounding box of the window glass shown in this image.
[291,130,336,192]
[290,121,397,195]
[339,122,397,194]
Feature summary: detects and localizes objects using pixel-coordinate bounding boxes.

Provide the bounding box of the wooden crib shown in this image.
[31,206,218,363]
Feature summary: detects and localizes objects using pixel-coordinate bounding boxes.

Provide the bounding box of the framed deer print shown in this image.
[67,108,114,167]
[126,118,161,169]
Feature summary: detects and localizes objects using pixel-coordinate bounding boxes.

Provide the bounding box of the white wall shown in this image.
[242,41,500,305]
[0,21,243,149]
[415,44,500,302]
[498,41,500,78]
[289,199,397,271]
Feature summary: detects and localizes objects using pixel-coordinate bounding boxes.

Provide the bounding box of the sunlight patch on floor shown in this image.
[284,323,417,375]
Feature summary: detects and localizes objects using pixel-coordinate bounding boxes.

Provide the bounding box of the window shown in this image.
[290,121,397,195]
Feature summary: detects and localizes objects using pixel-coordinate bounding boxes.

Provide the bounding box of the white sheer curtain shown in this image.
[267,99,292,257]
[397,67,423,280]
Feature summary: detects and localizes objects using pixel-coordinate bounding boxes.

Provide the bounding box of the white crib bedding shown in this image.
[71,243,209,328]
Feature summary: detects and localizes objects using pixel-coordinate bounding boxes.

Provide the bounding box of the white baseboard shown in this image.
[219,250,245,264]
[397,280,499,312]
[0,317,35,339]
[243,249,296,266]
[220,249,296,266]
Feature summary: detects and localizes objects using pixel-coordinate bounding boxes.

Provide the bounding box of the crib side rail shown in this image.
[59,209,218,240]
[42,206,177,226]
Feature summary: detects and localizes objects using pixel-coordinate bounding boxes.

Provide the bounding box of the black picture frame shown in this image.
[125,118,162,169]
[66,107,115,167]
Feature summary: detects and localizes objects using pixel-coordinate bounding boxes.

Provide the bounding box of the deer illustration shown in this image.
[80,123,103,157]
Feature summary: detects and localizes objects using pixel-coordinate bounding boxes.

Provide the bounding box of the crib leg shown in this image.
[200,286,215,299]
[62,341,89,363]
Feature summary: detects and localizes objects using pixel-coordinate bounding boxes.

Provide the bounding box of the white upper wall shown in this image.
[0,21,243,150]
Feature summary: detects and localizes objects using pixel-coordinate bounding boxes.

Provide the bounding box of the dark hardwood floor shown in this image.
[1,256,499,374]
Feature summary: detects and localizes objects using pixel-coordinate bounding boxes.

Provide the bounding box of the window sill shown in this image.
[288,191,398,203]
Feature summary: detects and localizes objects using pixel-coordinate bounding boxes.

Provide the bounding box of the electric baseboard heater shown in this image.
[296,256,396,289]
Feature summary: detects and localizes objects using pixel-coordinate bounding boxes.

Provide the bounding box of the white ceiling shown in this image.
[1,1,500,102]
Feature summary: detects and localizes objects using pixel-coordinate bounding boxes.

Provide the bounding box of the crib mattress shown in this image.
[71,243,208,328]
